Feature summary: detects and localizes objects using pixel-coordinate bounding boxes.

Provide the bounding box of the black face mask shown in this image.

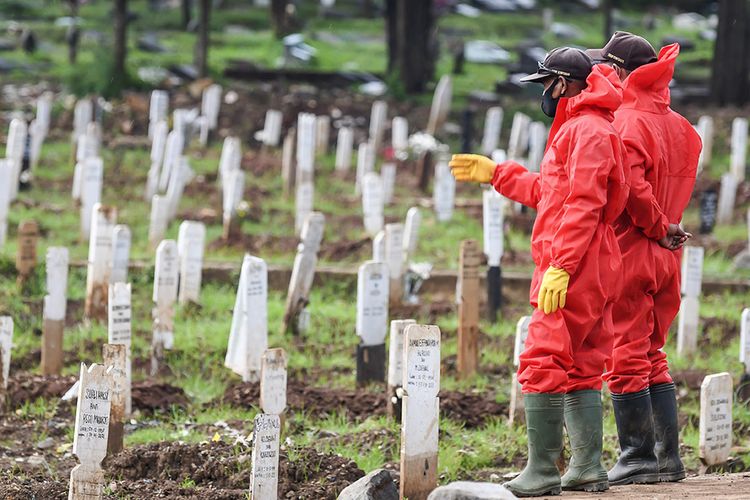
[541,81,561,118]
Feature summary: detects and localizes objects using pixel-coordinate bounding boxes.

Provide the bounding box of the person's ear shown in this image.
[552,77,566,98]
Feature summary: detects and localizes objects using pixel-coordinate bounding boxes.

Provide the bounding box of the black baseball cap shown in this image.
[588,31,657,71]
[520,47,594,83]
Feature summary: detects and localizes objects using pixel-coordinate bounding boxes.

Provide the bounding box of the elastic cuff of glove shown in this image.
[548,261,571,275]
[490,164,502,186]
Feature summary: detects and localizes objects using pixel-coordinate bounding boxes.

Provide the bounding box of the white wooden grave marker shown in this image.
[296,112,316,181]
[381,162,397,204]
[218,136,241,188]
[201,84,222,132]
[527,121,547,172]
[283,212,325,335]
[294,181,314,236]
[335,126,354,172]
[677,246,704,356]
[509,316,531,426]
[177,221,206,304]
[108,282,132,416]
[480,106,503,156]
[262,109,283,147]
[740,308,750,374]
[699,372,733,467]
[225,254,268,382]
[400,324,440,500]
[149,195,169,247]
[356,261,390,346]
[372,230,386,262]
[68,363,112,500]
[355,141,375,195]
[402,207,421,266]
[426,75,452,136]
[387,319,415,417]
[717,173,738,225]
[80,157,103,240]
[316,115,331,155]
[696,115,714,173]
[250,414,281,500]
[0,160,11,246]
[151,240,178,375]
[433,154,455,222]
[384,223,404,304]
[42,247,68,375]
[102,343,127,455]
[110,225,131,284]
[483,189,505,268]
[730,117,748,182]
[369,100,388,152]
[362,172,385,236]
[159,130,184,193]
[148,90,169,140]
[260,348,287,415]
[223,169,245,239]
[0,317,13,399]
[507,112,531,162]
[85,204,117,320]
[392,116,409,154]
[72,98,93,144]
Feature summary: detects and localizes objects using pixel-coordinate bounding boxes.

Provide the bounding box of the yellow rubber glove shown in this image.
[449,154,496,183]
[537,266,570,315]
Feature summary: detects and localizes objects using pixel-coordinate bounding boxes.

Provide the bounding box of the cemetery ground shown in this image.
[1,2,750,499]
[0,118,748,498]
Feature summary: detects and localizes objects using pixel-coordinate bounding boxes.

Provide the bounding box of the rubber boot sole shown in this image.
[609,472,660,486]
[506,485,562,497]
[562,480,609,492]
[659,470,686,482]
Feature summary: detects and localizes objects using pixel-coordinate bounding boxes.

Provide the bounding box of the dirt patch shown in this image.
[131,380,191,413]
[672,369,708,391]
[221,379,505,428]
[6,374,77,408]
[320,237,371,261]
[107,441,363,499]
[208,233,299,255]
[0,471,68,500]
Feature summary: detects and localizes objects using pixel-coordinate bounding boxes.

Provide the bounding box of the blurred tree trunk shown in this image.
[711,0,750,106]
[182,0,192,30]
[271,0,291,38]
[67,0,79,64]
[195,0,210,77]
[602,0,614,42]
[113,0,128,87]
[386,0,437,93]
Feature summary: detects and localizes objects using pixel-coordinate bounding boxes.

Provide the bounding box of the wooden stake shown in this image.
[457,240,480,378]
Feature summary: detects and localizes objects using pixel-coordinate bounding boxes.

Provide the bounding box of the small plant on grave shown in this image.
[180,476,197,489]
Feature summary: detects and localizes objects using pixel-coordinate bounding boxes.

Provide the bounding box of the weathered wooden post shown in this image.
[356,261,389,386]
[42,247,69,375]
[457,240,480,378]
[400,324,440,500]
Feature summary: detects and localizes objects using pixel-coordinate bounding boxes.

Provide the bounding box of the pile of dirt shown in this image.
[0,471,68,500]
[107,441,363,499]
[6,374,77,407]
[221,379,506,428]
[131,380,191,413]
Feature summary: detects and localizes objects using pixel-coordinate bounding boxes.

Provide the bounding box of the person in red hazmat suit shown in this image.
[587,32,701,486]
[449,47,628,497]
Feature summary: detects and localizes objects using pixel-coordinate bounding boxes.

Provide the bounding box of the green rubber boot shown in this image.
[560,390,610,492]
[505,393,564,497]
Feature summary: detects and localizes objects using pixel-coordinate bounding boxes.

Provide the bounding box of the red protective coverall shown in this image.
[604,44,701,394]
[492,65,629,393]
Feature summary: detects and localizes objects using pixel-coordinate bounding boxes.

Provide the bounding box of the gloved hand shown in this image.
[537,266,570,314]
[449,154,497,183]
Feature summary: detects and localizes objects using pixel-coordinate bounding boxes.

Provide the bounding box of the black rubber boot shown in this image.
[650,382,686,482]
[505,393,564,497]
[560,390,609,492]
[608,388,659,485]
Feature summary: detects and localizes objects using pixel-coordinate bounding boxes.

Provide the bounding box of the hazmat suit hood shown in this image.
[547,64,623,149]
[621,43,679,113]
